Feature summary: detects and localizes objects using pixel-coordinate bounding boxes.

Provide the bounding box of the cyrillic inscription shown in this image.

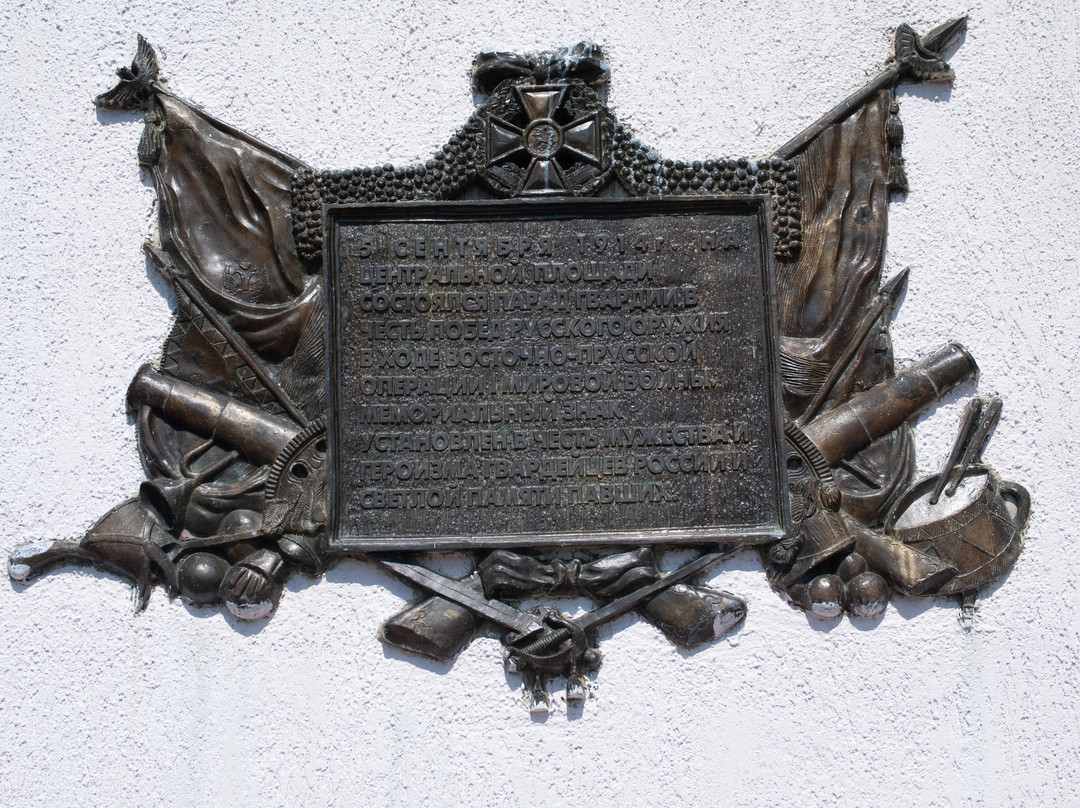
[326,198,786,550]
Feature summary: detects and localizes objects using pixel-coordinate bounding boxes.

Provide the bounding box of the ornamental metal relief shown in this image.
[9,19,1031,714]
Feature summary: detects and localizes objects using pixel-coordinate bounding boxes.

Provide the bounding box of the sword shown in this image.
[371,554,540,635]
[370,546,740,710]
[370,544,739,656]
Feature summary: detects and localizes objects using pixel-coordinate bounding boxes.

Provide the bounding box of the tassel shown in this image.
[889,158,909,195]
[887,97,908,194]
[137,107,164,166]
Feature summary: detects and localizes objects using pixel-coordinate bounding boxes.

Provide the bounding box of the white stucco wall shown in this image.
[1,1,1077,805]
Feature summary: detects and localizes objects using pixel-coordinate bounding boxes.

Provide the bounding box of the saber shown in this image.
[372,545,742,712]
[371,544,738,639]
[370,555,540,635]
[575,545,738,631]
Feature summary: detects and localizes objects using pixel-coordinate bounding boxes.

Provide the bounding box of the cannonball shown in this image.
[807,574,845,619]
[846,572,890,619]
[176,552,230,605]
[836,552,869,582]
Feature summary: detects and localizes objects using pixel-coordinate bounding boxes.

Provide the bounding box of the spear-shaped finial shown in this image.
[919,16,968,56]
[775,17,967,160]
[893,16,967,81]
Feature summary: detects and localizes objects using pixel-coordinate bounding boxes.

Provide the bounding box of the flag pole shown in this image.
[773,17,966,160]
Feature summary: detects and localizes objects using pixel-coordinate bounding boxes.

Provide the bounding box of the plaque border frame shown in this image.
[323,195,790,553]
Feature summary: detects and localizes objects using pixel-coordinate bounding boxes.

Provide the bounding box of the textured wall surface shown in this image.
[1,1,1078,806]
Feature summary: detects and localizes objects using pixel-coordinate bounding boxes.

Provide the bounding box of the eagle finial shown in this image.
[95,34,161,111]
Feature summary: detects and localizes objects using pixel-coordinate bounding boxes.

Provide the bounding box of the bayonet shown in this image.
[143,242,309,427]
[799,268,909,426]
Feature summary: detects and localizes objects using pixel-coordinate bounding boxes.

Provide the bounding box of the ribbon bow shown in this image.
[472,41,609,94]
[479,547,658,601]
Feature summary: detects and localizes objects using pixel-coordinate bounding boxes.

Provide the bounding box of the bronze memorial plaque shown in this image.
[13,25,1034,711]
[325,198,787,550]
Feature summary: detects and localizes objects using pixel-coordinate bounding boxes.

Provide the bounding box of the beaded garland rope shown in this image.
[290,80,802,267]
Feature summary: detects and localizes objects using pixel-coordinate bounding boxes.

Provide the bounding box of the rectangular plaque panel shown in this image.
[325,198,787,551]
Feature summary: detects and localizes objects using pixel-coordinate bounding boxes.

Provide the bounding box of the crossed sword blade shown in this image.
[370,545,738,637]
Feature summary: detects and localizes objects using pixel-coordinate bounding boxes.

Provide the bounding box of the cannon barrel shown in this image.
[802,342,977,466]
[127,364,301,467]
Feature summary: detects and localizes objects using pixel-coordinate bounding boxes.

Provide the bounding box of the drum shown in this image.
[885,465,1029,596]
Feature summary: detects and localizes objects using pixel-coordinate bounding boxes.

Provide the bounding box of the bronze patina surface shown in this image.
[8,21,1032,713]
[325,198,786,550]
